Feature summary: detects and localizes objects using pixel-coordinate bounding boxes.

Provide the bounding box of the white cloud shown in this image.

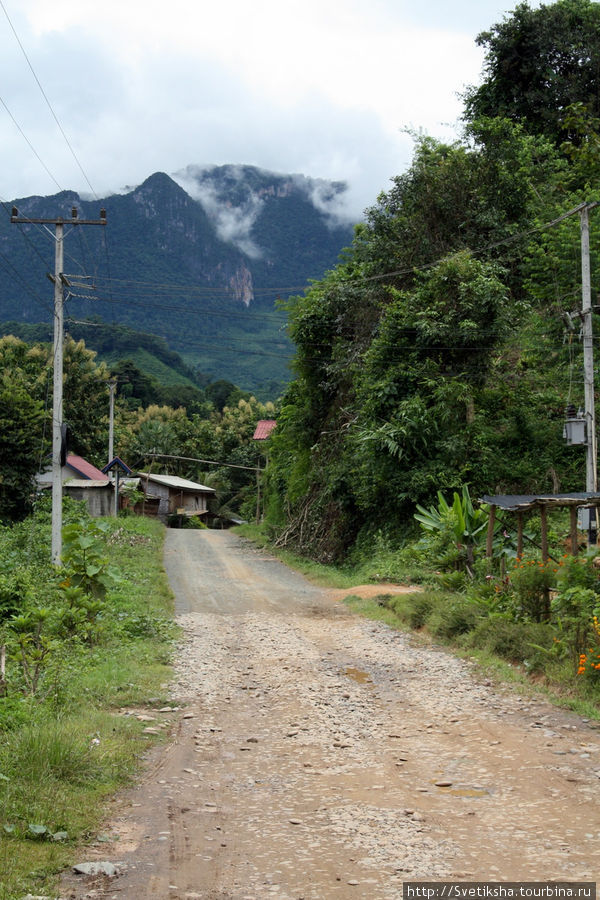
[174,165,266,258]
[0,0,529,214]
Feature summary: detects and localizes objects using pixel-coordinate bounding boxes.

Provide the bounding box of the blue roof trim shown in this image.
[102,457,133,475]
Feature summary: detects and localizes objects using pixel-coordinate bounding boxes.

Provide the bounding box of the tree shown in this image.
[62,338,110,461]
[463,0,600,145]
[264,124,576,561]
[0,335,110,520]
[206,380,242,413]
[0,374,44,521]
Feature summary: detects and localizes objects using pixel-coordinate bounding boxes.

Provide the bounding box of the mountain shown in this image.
[0,165,356,396]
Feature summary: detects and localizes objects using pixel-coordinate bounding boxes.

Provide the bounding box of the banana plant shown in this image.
[415,485,488,575]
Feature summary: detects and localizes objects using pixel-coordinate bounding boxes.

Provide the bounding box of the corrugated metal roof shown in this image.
[253,419,277,440]
[481,492,600,511]
[67,454,107,480]
[139,473,215,493]
[64,479,110,488]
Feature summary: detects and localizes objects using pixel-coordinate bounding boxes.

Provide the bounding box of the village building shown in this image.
[137,472,215,522]
[36,454,113,517]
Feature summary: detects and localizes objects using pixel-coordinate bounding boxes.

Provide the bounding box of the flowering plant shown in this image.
[576,614,600,677]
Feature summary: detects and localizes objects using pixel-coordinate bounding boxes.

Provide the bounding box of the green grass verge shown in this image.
[0,516,176,900]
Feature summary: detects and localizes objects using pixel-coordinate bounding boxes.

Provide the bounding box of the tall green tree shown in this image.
[0,335,110,520]
[463,0,600,145]
[266,124,578,561]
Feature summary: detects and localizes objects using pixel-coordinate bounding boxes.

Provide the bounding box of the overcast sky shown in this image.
[0,0,539,218]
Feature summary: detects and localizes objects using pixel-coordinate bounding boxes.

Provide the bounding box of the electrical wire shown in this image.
[0,93,64,193]
[0,0,98,199]
[0,247,52,314]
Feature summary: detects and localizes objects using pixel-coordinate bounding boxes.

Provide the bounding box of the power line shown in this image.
[0,93,63,192]
[0,0,98,199]
[147,453,260,473]
[0,247,52,314]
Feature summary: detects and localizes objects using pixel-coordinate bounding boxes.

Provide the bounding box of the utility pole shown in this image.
[11,206,107,564]
[108,379,117,464]
[580,203,598,543]
[559,201,599,543]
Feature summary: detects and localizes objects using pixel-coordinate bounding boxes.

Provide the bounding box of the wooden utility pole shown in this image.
[580,204,597,505]
[10,206,107,564]
[108,379,117,464]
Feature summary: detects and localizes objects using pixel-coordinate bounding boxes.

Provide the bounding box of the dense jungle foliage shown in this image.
[263,0,600,564]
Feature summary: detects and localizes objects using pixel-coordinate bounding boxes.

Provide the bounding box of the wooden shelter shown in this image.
[36,454,113,517]
[138,473,215,522]
[481,492,600,561]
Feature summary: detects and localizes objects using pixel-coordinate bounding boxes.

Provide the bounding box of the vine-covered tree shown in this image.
[265,120,582,560]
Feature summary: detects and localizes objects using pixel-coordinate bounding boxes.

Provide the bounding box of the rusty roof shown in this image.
[253,420,277,440]
[66,454,108,480]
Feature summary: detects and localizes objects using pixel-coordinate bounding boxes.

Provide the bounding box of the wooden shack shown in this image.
[36,454,113,517]
[138,473,215,521]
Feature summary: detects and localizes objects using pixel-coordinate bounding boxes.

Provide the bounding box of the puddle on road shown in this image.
[344,666,373,685]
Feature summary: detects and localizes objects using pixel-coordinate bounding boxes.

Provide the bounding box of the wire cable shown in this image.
[0,93,64,193]
[0,0,98,198]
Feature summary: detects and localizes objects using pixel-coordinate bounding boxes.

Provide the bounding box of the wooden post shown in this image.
[517,512,524,558]
[486,504,496,569]
[570,506,578,556]
[256,465,261,525]
[540,504,549,562]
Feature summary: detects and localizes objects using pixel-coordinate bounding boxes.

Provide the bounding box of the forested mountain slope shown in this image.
[0,166,354,396]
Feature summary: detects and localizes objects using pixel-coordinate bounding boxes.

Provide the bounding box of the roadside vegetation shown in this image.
[0,499,175,900]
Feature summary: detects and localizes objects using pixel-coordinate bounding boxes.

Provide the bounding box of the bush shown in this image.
[387,591,442,629]
[427,599,484,640]
[463,617,553,665]
[506,559,556,621]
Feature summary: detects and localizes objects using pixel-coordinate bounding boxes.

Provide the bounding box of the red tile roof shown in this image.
[66,454,108,480]
[253,419,277,440]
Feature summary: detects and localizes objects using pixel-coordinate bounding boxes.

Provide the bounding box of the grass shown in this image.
[0,515,176,900]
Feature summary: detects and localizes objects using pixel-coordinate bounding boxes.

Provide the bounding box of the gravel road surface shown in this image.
[62,529,600,899]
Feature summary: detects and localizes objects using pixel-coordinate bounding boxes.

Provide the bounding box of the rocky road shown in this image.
[62,529,600,899]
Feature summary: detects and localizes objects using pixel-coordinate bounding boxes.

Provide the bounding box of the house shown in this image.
[36,454,113,517]
[138,473,215,521]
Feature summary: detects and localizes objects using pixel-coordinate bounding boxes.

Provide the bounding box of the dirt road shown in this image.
[63,530,600,899]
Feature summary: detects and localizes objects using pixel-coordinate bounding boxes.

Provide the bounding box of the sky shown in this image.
[0,0,540,219]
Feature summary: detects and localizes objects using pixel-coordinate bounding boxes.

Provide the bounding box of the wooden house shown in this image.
[138,473,215,521]
[36,455,113,517]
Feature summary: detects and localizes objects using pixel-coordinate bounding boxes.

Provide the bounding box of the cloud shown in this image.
[0,0,503,213]
[174,165,266,258]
